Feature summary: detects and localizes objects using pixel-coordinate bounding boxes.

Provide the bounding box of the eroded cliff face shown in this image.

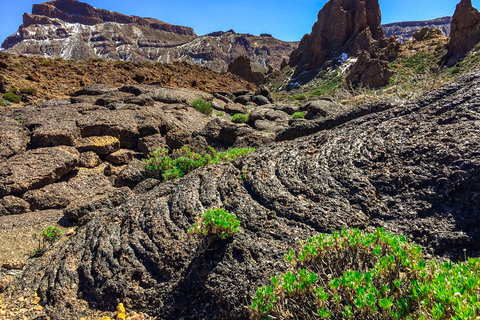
[382,17,452,42]
[447,0,480,65]
[1,1,296,73]
[289,0,386,77]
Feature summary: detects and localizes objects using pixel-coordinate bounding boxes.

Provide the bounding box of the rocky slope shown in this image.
[0,52,255,103]
[2,64,480,319]
[1,0,296,73]
[382,16,452,42]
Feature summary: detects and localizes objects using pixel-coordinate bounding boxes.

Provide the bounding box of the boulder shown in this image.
[79,151,102,168]
[0,196,30,215]
[345,51,393,88]
[22,166,114,210]
[105,149,134,165]
[76,109,140,148]
[199,118,275,149]
[252,95,270,106]
[446,0,480,65]
[0,117,29,160]
[225,103,248,114]
[255,85,274,103]
[249,108,290,122]
[76,136,121,155]
[300,99,346,118]
[64,187,134,225]
[0,146,79,197]
[227,56,265,85]
[30,121,81,148]
[138,134,167,157]
[115,159,148,189]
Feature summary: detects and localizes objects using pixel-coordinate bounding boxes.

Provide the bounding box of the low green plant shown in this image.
[217,111,225,116]
[19,88,37,96]
[191,99,213,116]
[231,113,249,123]
[291,112,306,119]
[143,146,254,181]
[32,226,63,256]
[41,59,51,67]
[188,208,240,253]
[250,228,480,320]
[3,92,21,103]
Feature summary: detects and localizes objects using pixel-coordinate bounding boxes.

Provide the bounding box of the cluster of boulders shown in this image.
[0,83,343,225]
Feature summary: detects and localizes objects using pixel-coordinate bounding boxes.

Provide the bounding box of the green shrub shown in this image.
[143,146,254,181]
[19,88,37,96]
[188,208,240,240]
[231,113,249,123]
[32,226,63,256]
[188,208,239,254]
[191,99,213,116]
[291,112,306,119]
[217,111,225,116]
[3,92,20,103]
[250,228,480,320]
[41,59,51,67]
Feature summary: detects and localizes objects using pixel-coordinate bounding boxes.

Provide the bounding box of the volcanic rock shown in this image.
[7,70,480,319]
[0,196,30,215]
[446,0,480,65]
[227,56,265,85]
[345,50,393,88]
[76,136,121,155]
[413,27,444,41]
[0,146,79,197]
[0,117,29,160]
[22,166,115,210]
[289,0,387,82]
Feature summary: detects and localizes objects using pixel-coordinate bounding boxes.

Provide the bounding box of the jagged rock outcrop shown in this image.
[228,56,266,85]
[1,1,296,74]
[289,0,392,87]
[412,27,444,41]
[383,16,452,42]
[446,0,480,65]
[5,68,480,319]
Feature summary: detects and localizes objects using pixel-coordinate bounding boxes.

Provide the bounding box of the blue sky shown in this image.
[1,0,479,44]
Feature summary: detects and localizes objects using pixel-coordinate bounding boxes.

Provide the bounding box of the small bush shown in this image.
[3,92,21,103]
[250,228,480,320]
[188,208,240,253]
[217,111,225,116]
[143,146,254,181]
[231,113,249,123]
[191,99,213,116]
[41,59,51,67]
[32,226,63,256]
[291,112,306,119]
[19,88,37,96]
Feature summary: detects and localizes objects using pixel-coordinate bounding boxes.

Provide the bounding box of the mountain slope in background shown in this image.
[382,16,452,42]
[1,0,297,73]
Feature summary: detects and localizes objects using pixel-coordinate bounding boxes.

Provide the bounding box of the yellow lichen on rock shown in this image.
[117,302,126,320]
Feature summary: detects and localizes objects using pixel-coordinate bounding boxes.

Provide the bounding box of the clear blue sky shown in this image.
[1,0,479,44]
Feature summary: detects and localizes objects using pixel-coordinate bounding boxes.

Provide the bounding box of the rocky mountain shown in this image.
[289,0,395,88]
[1,0,296,73]
[446,0,480,65]
[2,65,480,319]
[382,16,452,42]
